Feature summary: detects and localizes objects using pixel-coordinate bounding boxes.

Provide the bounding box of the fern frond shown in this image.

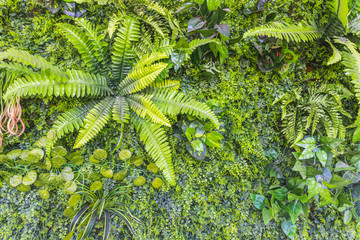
[148,80,180,91]
[119,62,168,94]
[135,13,167,38]
[108,12,125,39]
[151,89,220,128]
[112,96,130,124]
[133,52,169,70]
[327,40,342,65]
[74,97,114,148]
[135,116,175,185]
[243,21,323,42]
[127,94,170,127]
[46,101,97,152]
[112,16,140,85]
[3,69,111,102]
[0,62,34,76]
[74,18,109,73]
[0,49,64,76]
[330,0,349,27]
[349,16,360,35]
[56,23,98,73]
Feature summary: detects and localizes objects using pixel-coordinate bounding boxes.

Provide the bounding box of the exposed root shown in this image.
[0,98,25,146]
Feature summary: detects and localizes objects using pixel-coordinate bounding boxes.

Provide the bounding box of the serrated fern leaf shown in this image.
[136,13,167,38]
[243,21,323,42]
[327,40,342,65]
[0,62,35,76]
[152,89,220,128]
[136,117,175,185]
[3,69,111,102]
[112,96,130,124]
[349,16,360,35]
[0,48,64,76]
[133,52,169,70]
[128,94,170,127]
[46,101,97,151]
[120,62,167,94]
[74,97,114,148]
[74,18,109,73]
[108,12,125,39]
[148,80,180,91]
[330,0,349,27]
[57,23,98,73]
[112,16,140,85]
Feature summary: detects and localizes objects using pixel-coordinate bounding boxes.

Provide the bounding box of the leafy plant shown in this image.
[0,6,219,185]
[244,0,360,139]
[44,0,87,17]
[174,119,224,160]
[252,136,360,239]
[64,183,139,240]
[273,84,352,147]
[254,40,298,73]
[175,0,239,71]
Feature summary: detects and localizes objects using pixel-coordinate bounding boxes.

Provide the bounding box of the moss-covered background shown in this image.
[1,0,359,239]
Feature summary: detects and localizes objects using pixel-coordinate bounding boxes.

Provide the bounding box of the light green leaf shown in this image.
[287,201,302,224]
[22,170,37,186]
[316,150,327,167]
[262,208,271,225]
[251,194,266,210]
[281,220,297,240]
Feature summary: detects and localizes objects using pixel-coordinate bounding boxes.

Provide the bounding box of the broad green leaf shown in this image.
[262,208,271,225]
[185,127,195,141]
[353,126,360,143]
[251,194,266,210]
[335,161,355,172]
[292,161,306,179]
[328,174,352,188]
[9,175,22,187]
[22,170,37,185]
[281,220,297,240]
[299,146,315,160]
[207,0,221,11]
[344,209,352,225]
[205,131,223,148]
[322,168,332,183]
[63,181,77,194]
[320,188,334,205]
[61,167,74,182]
[287,178,306,195]
[191,139,205,152]
[307,178,322,200]
[343,171,360,183]
[316,150,327,166]
[267,187,288,201]
[296,137,316,149]
[175,2,196,13]
[306,166,323,177]
[195,0,205,3]
[187,17,206,32]
[287,201,302,224]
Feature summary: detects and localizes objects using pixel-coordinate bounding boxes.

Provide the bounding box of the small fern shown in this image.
[243,21,323,42]
[274,84,352,146]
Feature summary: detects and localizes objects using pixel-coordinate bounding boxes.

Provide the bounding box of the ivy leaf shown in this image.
[251,194,266,210]
[320,188,334,205]
[281,220,296,240]
[292,161,306,178]
[215,24,230,41]
[267,187,287,201]
[262,208,271,225]
[322,168,332,183]
[207,0,221,11]
[316,150,327,166]
[325,174,352,188]
[299,146,315,160]
[343,171,360,183]
[334,161,355,172]
[185,127,195,141]
[287,201,302,224]
[191,139,205,152]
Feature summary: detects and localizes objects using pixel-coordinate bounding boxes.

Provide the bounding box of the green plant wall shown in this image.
[1,0,360,239]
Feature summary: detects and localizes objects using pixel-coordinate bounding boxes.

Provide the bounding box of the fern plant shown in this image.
[244,0,360,141]
[0,10,219,185]
[273,84,352,146]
